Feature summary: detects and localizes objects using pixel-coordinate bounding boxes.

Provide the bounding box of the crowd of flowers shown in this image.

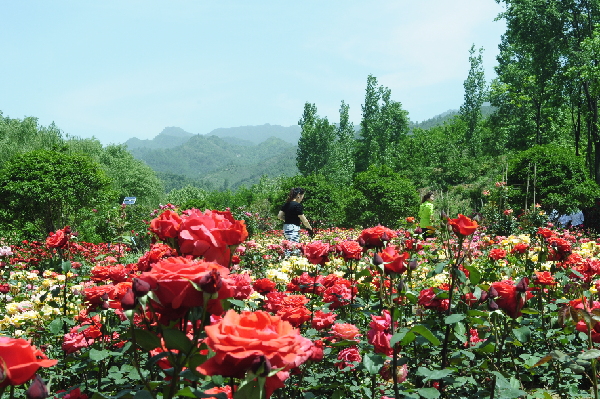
[1,207,600,399]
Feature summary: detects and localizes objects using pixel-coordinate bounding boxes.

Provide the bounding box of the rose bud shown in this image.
[488,299,499,311]
[358,237,366,247]
[0,284,10,294]
[198,269,223,294]
[414,227,423,234]
[479,290,488,302]
[101,301,110,310]
[381,232,390,242]
[408,259,418,271]
[373,253,384,266]
[132,278,151,297]
[488,286,498,298]
[397,278,406,292]
[516,277,529,293]
[26,375,48,399]
[121,289,136,310]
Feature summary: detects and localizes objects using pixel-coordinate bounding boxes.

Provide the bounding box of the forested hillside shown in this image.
[130,134,298,190]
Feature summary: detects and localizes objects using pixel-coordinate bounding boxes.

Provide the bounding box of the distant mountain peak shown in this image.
[158,127,195,138]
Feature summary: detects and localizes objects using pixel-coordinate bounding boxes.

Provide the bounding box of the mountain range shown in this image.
[125,109,466,191]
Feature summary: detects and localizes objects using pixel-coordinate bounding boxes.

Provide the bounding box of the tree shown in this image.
[460,45,487,154]
[347,165,419,228]
[296,102,336,176]
[507,144,600,213]
[0,150,111,234]
[355,75,410,172]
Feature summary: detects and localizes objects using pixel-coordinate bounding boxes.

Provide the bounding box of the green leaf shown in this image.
[162,328,194,353]
[228,298,246,308]
[411,325,441,346]
[48,318,64,335]
[416,367,453,381]
[444,314,465,324]
[578,349,600,360]
[390,328,410,347]
[61,260,72,273]
[464,265,481,284]
[133,329,162,351]
[512,326,531,343]
[89,348,112,361]
[417,387,441,399]
[363,353,386,375]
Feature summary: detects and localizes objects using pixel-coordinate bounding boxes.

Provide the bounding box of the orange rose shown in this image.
[331,323,361,340]
[137,256,233,312]
[447,214,478,237]
[198,310,313,398]
[0,337,57,387]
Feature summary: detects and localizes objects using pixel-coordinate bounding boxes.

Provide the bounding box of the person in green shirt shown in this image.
[418,192,435,238]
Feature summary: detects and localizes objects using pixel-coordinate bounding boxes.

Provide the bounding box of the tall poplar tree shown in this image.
[355,75,409,173]
[460,45,487,155]
[296,102,336,176]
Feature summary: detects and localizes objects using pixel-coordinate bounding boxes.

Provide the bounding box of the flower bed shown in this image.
[0,213,599,399]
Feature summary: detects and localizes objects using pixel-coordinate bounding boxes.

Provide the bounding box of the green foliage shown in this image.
[347,165,419,228]
[0,149,111,234]
[507,145,600,213]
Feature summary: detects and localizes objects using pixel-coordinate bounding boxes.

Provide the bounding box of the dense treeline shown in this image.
[2,0,600,244]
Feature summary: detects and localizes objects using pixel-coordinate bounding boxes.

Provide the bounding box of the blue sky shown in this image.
[1,1,506,145]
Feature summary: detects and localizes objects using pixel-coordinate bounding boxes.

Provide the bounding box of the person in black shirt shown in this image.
[277,187,314,242]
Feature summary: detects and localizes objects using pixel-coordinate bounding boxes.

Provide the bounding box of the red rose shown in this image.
[149,210,182,241]
[490,279,533,318]
[0,337,57,387]
[228,272,254,300]
[533,271,556,286]
[253,278,277,295]
[418,287,449,312]
[204,386,233,399]
[137,256,233,313]
[447,214,478,237]
[46,226,71,249]
[335,240,363,261]
[511,243,529,254]
[378,245,410,274]
[303,241,330,265]
[489,248,507,261]
[276,306,312,327]
[358,226,397,248]
[335,346,361,370]
[178,209,248,266]
[197,310,313,398]
[310,310,337,330]
[137,243,176,272]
